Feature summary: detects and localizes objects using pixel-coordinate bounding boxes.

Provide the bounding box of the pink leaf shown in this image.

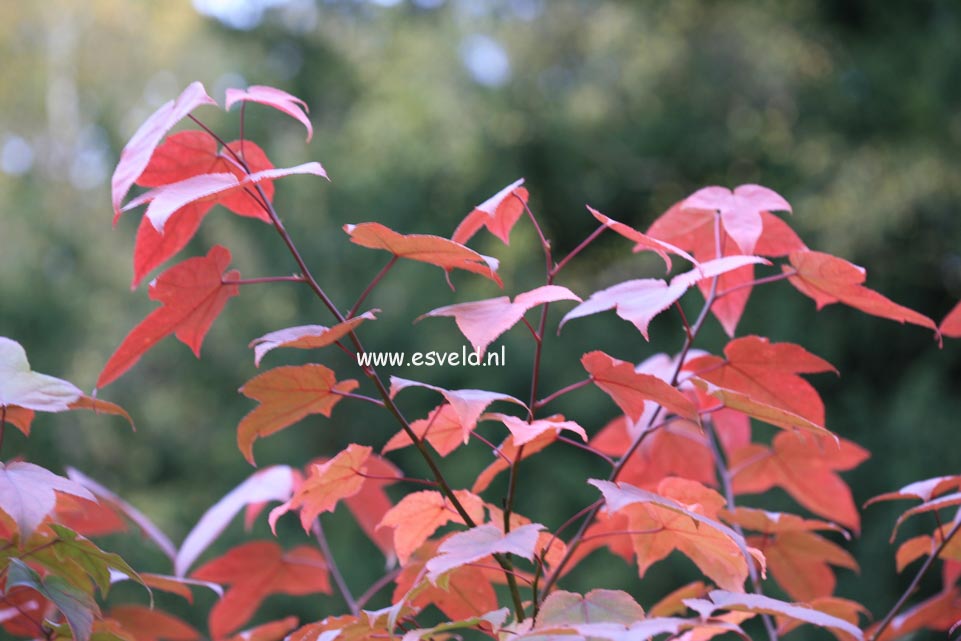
[225,85,313,142]
[389,377,526,442]
[483,413,587,446]
[0,461,95,540]
[112,82,217,222]
[175,466,295,577]
[425,523,544,581]
[683,185,791,255]
[588,206,696,271]
[128,163,327,232]
[0,337,82,412]
[942,300,961,338]
[419,285,580,354]
[250,310,378,367]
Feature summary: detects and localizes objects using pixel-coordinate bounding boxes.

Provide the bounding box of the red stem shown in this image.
[551,224,607,277]
[535,378,592,409]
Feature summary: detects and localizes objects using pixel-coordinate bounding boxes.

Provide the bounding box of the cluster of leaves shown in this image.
[3,81,961,641]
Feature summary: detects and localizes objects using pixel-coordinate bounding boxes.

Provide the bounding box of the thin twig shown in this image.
[535,378,592,409]
[551,224,606,277]
[348,256,397,319]
[312,519,358,615]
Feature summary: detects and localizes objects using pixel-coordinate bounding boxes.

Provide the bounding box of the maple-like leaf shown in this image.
[581,351,699,423]
[126,163,327,233]
[787,250,937,333]
[537,589,645,625]
[472,430,557,493]
[393,540,499,622]
[484,413,587,446]
[588,206,696,271]
[686,336,836,426]
[452,178,527,245]
[383,403,467,457]
[130,131,277,286]
[648,199,806,336]
[389,377,526,443]
[561,256,767,339]
[344,222,503,286]
[112,81,217,222]
[249,310,378,367]
[776,597,868,641]
[268,444,371,532]
[648,582,711,617]
[343,453,401,561]
[730,432,869,532]
[110,605,199,641]
[5,559,99,641]
[425,522,544,581]
[687,590,864,641]
[236,364,358,465]
[226,85,313,142]
[97,245,240,388]
[683,184,792,255]
[419,285,580,355]
[591,477,759,592]
[0,461,95,540]
[942,300,961,338]
[378,489,485,565]
[175,465,295,576]
[192,541,330,639]
[0,337,82,412]
[223,617,300,641]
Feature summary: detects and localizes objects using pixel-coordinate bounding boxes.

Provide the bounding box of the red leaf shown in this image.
[425,522,543,580]
[0,337,82,411]
[389,377,526,443]
[268,444,371,532]
[249,310,378,367]
[561,256,767,339]
[683,184,791,255]
[0,461,95,540]
[588,206,696,271]
[192,541,330,639]
[382,403,467,457]
[686,336,836,426]
[236,364,358,465]
[97,245,240,388]
[581,351,699,423]
[452,178,527,245]
[752,530,857,601]
[112,81,217,222]
[128,163,327,233]
[941,300,961,338]
[419,285,580,354]
[730,432,869,532]
[787,250,937,333]
[345,222,502,286]
[223,617,299,641]
[377,489,485,565]
[175,466,295,576]
[226,85,313,142]
[130,132,277,287]
[109,605,199,641]
[53,495,127,538]
[648,199,806,336]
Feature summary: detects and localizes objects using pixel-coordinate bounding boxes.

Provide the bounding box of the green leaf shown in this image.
[5,558,100,641]
[43,525,148,600]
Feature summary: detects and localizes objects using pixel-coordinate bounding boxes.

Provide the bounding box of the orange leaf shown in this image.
[344,222,502,285]
[382,403,467,457]
[787,250,936,333]
[68,395,135,429]
[452,178,527,245]
[268,444,371,532]
[236,364,358,465]
[750,530,857,601]
[867,586,961,641]
[249,310,378,367]
[192,541,330,639]
[582,351,699,423]
[686,336,835,426]
[223,617,299,641]
[343,454,401,560]
[97,245,239,388]
[776,597,868,641]
[1,405,34,436]
[109,605,199,641]
[730,432,869,532]
[472,430,556,493]
[377,489,485,565]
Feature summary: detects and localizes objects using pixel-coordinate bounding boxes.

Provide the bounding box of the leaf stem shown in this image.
[312,518,358,615]
[871,511,961,641]
[348,256,397,319]
[221,275,306,286]
[715,269,797,300]
[356,567,403,610]
[535,378,592,409]
[551,224,606,277]
[329,390,385,407]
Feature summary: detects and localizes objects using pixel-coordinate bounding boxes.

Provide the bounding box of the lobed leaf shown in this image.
[226,85,313,142]
[452,178,528,245]
[249,310,378,367]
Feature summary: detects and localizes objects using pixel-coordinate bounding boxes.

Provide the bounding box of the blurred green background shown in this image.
[2,0,961,637]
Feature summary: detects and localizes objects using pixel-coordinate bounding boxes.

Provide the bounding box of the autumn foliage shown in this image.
[4,81,961,641]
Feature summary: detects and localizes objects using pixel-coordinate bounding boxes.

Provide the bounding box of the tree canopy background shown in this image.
[1,0,960,634]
